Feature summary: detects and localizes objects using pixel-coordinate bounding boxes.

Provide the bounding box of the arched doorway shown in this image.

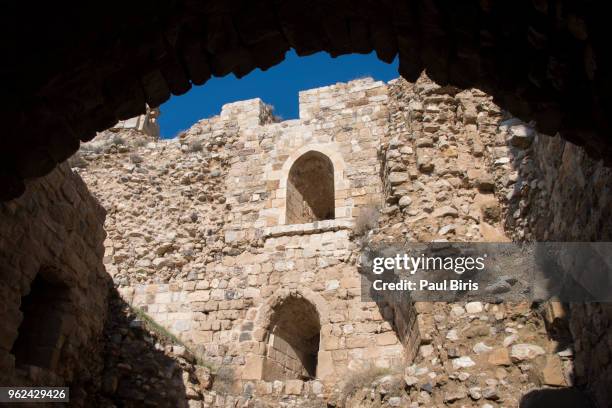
[263,295,321,381]
[286,151,334,224]
[11,268,73,370]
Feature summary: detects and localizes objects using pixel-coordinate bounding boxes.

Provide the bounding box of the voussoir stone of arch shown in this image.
[255,288,330,329]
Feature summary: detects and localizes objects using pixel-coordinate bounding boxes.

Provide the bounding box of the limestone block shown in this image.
[346,335,370,349]
[432,206,459,218]
[242,355,264,380]
[188,291,210,302]
[452,356,476,369]
[465,302,483,314]
[317,351,335,380]
[510,344,545,362]
[416,148,435,172]
[488,348,511,366]
[285,379,303,395]
[376,332,399,346]
[389,172,409,185]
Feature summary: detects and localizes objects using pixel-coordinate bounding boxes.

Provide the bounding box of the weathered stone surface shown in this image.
[465,302,483,314]
[0,163,108,396]
[511,344,546,362]
[452,356,476,369]
[444,387,467,403]
[284,379,303,395]
[398,196,412,208]
[488,348,512,366]
[473,342,493,354]
[389,172,409,185]
[432,206,459,218]
[541,355,567,386]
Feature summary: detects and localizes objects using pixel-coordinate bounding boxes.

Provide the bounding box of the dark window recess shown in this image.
[263,296,321,381]
[286,151,335,224]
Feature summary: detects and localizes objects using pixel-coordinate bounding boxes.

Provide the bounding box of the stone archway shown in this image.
[250,288,331,381]
[11,267,75,371]
[286,150,335,224]
[262,295,321,381]
[2,1,610,201]
[275,144,350,225]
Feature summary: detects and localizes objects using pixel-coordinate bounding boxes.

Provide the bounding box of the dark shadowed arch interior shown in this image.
[263,296,321,381]
[11,270,73,370]
[1,1,610,201]
[286,151,334,224]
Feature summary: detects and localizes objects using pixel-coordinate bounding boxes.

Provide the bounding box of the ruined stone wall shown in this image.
[380,74,612,408]
[77,78,409,399]
[111,106,161,138]
[72,75,612,406]
[445,73,612,407]
[380,75,508,243]
[0,162,108,402]
[483,119,612,407]
[2,73,609,407]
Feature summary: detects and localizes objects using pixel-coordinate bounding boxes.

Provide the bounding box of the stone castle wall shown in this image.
[1,73,610,406]
[71,77,612,403]
[111,106,161,138]
[379,76,508,243]
[0,162,108,400]
[380,75,612,407]
[500,129,612,407]
[76,78,410,398]
[55,75,612,406]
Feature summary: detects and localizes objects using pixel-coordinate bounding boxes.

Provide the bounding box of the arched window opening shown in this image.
[11,270,73,370]
[263,296,321,381]
[286,151,334,224]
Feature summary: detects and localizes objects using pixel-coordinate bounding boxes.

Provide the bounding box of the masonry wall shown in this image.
[493,129,612,408]
[73,75,612,406]
[0,163,108,401]
[378,74,611,407]
[380,75,508,244]
[78,78,409,397]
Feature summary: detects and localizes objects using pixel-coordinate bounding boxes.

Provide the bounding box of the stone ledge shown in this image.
[263,219,353,239]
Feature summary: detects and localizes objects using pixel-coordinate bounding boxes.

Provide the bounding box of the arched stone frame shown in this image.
[275,144,350,225]
[10,264,77,373]
[244,288,336,381]
[255,288,330,331]
[285,151,335,223]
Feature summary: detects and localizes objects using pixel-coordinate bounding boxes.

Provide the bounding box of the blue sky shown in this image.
[158,50,399,138]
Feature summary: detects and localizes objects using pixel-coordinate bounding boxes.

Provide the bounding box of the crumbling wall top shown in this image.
[298,77,388,121]
[111,106,160,139]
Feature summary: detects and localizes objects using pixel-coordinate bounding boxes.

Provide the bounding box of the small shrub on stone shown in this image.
[68,152,88,169]
[112,134,126,145]
[354,206,380,236]
[130,153,144,164]
[340,365,394,401]
[188,140,203,152]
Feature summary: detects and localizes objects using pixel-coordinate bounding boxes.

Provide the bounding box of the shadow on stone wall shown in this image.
[519,387,595,408]
[357,251,421,365]
[86,288,210,407]
[502,135,608,408]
